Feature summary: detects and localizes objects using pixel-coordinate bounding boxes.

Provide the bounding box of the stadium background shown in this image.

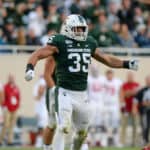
[0,0,150,149]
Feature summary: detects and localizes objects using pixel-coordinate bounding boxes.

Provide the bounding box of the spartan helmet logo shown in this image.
[78,15,85,23]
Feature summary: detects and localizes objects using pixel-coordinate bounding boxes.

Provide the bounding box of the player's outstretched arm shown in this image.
[25,45,58,81]
[93,48,138,70]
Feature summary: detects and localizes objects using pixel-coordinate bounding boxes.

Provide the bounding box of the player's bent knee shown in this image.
[58,125,70,134]
[62,127,70,134]
[77,130,88,139]
[58,118,72,134]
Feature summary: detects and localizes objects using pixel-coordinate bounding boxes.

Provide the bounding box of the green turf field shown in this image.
[0,147,141,150]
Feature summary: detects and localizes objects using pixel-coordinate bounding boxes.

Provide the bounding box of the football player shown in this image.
[25,14,138,150]
[43,56,89,150]
[87,64,105,146]
[102,70,122,146]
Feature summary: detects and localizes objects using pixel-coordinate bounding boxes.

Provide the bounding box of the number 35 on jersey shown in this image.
[68,53,91,73]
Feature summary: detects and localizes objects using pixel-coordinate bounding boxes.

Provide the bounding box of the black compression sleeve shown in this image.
[26,64,34,72]
[123,61,130,69]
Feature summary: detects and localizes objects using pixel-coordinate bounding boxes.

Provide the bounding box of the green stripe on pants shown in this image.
[45,87,50,112]
[55,87,59,113]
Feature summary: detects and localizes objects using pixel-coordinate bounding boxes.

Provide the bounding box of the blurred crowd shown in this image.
[0,0,150,48]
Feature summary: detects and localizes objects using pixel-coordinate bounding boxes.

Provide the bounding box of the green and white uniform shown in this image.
[47,34,97,131]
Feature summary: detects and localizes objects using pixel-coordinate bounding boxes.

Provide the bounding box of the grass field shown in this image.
[0,147,141,150]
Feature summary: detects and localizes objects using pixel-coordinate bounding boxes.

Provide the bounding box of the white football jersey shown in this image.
[102,77,122,106]
[88,75,105,126]
[88,75,105,102]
